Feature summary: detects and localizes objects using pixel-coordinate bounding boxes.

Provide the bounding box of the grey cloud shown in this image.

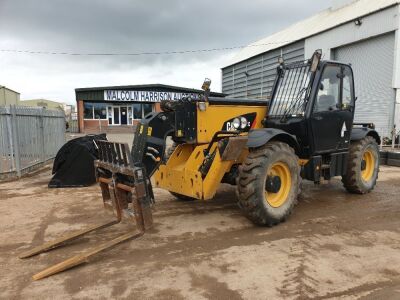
[0,0,330,102]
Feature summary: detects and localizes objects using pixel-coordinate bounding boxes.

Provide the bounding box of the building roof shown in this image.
[75,83,225,101]
[76,83,224,95]
[223,0,399,68]
[20,99,65,109]
[0,85,20,94]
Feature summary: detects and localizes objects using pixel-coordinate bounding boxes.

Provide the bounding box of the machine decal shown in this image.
[341,122,347,137]
[222,112,257,132]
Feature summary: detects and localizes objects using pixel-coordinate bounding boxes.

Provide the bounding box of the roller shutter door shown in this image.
[334,33,396,137]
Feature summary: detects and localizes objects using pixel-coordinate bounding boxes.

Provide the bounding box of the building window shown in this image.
[84,103,94,119]
[84,102,154,120]
[133,103,143,119]
[143,103,153,117]
[93,103,107,119]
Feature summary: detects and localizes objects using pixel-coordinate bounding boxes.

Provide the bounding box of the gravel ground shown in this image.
[0,166,399,299]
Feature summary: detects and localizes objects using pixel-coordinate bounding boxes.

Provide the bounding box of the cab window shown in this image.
[314,66,340,113]
[342,66,354,109]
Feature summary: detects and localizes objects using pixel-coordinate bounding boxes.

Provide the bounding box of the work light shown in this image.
[233,118,241,129]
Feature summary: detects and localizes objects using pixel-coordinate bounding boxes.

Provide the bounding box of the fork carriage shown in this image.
[19,140,154,280]
[95,140,154,232]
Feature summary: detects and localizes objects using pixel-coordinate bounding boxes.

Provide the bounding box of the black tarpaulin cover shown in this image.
[48,134,107,188]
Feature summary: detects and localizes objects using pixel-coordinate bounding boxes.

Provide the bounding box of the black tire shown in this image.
[236,142,301,226]
[164,141,196,201]
[342,136,379,194]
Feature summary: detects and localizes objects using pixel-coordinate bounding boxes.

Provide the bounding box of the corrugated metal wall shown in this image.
[222,41,305,99]
[334,32,396,137]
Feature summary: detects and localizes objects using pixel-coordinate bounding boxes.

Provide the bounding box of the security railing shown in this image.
[0,105,65,179]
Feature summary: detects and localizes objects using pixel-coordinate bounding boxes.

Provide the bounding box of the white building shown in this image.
[222,0,400,137]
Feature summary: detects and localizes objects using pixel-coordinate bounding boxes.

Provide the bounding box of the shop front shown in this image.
[75,84,224,133]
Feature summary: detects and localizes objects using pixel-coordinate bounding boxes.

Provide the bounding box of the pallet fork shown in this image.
[19,141,154,280]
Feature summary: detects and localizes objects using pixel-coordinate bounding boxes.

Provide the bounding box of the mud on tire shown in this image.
[236,142,301,226]
[342,136,379,194]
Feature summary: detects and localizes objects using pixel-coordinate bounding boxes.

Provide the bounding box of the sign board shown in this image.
[104,90,200,102]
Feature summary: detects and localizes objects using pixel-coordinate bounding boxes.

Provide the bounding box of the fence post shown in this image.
[391,125,396,150]
[10,105,21,177]
[39,108,45,163]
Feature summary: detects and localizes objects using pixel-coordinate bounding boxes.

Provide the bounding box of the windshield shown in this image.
[268,60,313,119]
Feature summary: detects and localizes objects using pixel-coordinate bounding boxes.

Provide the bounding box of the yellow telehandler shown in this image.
[20,51,380,280]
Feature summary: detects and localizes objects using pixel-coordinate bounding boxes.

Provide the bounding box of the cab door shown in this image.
[310,64,355,154]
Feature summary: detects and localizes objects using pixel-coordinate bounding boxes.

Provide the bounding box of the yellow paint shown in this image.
[177,129,183,137]
[197,103,267,143]
[153,102,267,200]
[139,125,143,134]
[154,144,205,199]
[361,149,375,182]
[147,127,153,136]
[298,159,309,166]
[264,162,292,208]
[154,140,247,200]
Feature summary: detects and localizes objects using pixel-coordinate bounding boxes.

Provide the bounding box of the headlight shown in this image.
[240,117,247,129]
[232,118,240,129]
[198,102,207,111]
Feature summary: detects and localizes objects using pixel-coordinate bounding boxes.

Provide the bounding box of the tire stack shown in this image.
[380,150,400,167]
[379,151,388,165]
[388,151,400,167]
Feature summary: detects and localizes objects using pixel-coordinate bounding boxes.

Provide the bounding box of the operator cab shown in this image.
[264,51,356,158]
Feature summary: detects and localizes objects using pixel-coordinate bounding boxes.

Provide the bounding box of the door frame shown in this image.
[110,106,121,126]
[306,62,356,155]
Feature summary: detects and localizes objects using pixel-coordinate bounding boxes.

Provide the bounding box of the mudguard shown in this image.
[351,127,381,145]
[247,128,300,151]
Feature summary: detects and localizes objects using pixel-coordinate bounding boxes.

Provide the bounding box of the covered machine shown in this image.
[49,134,107,188]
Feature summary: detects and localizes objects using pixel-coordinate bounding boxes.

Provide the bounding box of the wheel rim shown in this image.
[361,149,375,182]
[265,162,292,208]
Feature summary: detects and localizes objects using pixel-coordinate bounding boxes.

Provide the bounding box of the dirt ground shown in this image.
[0,166,400,299]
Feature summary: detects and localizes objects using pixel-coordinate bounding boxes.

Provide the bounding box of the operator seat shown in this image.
[316,95,336,112]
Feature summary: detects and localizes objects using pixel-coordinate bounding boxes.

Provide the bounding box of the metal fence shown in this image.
[0,105,65,179]
[66,112,79,133]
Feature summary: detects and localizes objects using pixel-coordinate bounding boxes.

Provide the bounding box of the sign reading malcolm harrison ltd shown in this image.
[104,90,199,102]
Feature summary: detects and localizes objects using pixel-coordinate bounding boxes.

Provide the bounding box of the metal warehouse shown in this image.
[75,84,224,133]
[222,0,400,138]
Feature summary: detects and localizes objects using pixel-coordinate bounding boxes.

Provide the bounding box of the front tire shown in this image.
[236,142,301,226]
[342,136,379,194]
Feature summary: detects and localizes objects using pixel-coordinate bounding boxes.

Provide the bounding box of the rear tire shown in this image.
[342,136,379,194]
[236,142,300,226]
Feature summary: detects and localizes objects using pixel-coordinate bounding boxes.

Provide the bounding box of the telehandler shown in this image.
[20,50,380,280]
